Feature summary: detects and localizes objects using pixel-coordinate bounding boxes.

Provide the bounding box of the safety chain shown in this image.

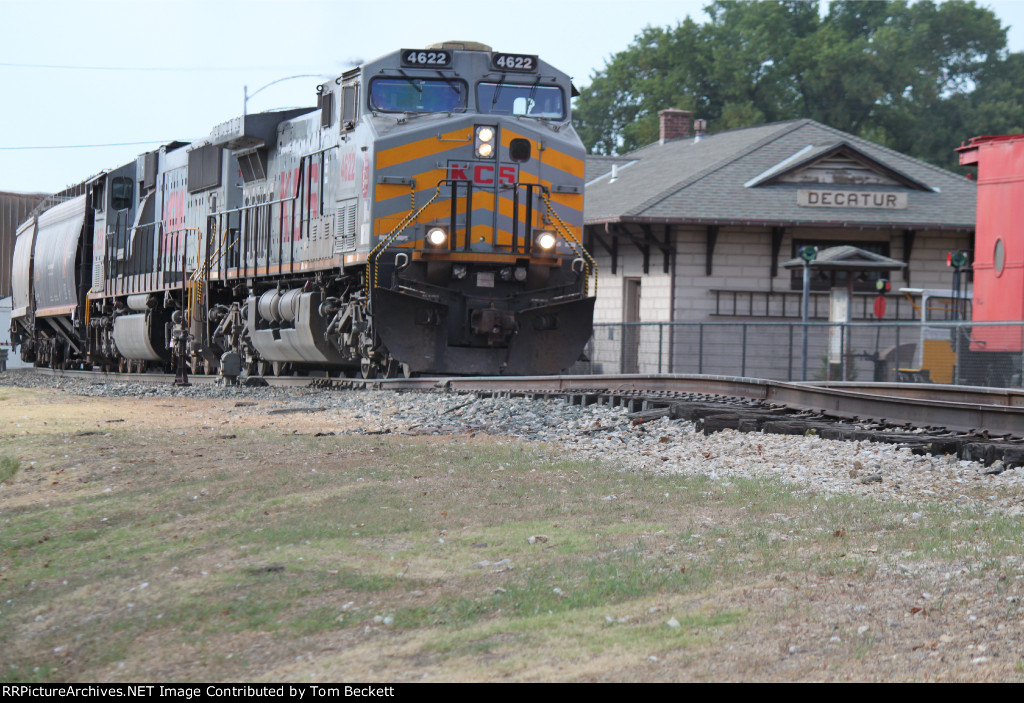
[540,191,598,296]
[368,182,444,293]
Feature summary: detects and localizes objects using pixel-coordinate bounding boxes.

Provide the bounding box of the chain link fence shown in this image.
[572,320,1024,388]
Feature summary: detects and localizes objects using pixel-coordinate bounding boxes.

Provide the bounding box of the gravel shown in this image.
[4,368,1023,516]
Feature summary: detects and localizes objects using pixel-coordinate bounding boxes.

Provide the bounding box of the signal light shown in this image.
[799,245,818,262]
[875,278,890,292]
[947,250,969,268]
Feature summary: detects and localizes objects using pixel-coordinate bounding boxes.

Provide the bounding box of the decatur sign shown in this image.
[797,189,907,209]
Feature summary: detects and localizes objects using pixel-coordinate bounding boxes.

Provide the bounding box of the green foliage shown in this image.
[576,0,1019,169]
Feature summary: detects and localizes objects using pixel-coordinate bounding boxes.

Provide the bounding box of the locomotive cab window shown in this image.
[92,181,105,210]
[341,84,358,129]
[369,77,466,113]
[477,83,564,119]
[111,176,133,211]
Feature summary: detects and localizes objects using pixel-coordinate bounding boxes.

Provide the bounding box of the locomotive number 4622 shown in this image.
[491,53,537,72]
[400,49,452,67]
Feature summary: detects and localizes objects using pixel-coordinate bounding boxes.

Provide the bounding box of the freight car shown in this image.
[9,41,595,378]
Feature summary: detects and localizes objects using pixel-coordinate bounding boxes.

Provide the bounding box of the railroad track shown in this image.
[31,366,1024,437]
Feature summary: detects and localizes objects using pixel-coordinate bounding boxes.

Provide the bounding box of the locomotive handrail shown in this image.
[167,227,203,324]
[368,181,447,295]
[187,222,241,324]
[539,189,596,296]
[368,179,595,299]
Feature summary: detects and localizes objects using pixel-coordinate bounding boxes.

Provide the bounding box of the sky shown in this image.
[4,0,1024,194]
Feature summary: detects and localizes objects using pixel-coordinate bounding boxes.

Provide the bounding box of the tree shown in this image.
[575,0,1015,169]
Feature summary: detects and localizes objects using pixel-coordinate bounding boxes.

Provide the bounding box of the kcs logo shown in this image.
[448,161,518,187]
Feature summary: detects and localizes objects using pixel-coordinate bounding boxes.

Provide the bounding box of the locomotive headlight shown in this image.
[535,231,557,251]
[475,125,496,158]
[452,264,468,279]
[499,266,513,281]
[514,266,528,281]
[426,226,449,248]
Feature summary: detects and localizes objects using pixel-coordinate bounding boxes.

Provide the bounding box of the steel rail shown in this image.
[353,374,1024,436]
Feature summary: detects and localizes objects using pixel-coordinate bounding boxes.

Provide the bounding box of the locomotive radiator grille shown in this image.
[334,202,357,254]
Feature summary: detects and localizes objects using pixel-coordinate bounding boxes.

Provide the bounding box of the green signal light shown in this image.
[799,246,818,262]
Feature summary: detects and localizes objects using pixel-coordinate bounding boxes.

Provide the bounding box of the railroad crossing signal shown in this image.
[947,250,969,268]
[873,278,890,319]
[799,245,818,262]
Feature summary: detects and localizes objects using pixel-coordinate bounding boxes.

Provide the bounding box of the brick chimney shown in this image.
[659,109,693,144]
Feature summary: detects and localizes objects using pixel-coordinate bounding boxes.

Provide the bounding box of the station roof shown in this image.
[584,118,976,231]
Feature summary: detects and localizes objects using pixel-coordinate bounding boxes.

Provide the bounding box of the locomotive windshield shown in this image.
[477,83,564,119]
[369,77,467,113]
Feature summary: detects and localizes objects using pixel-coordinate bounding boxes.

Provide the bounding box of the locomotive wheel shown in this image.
[257,360,271,377]
[360,359,377,379]
[272,361,290,377]
[118,357,128,373]
[402,363,415,379]
[189,356,213,375]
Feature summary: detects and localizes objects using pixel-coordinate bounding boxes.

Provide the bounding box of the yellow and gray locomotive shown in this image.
[10,41,595,377]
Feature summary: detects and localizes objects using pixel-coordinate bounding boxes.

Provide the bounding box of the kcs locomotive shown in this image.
[10,41,595,378]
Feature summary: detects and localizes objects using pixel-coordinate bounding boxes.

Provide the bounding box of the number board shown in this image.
[400,49,453,68]
[491,53,538,73]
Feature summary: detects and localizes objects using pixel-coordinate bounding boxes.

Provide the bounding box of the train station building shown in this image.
[582,112,977,377]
